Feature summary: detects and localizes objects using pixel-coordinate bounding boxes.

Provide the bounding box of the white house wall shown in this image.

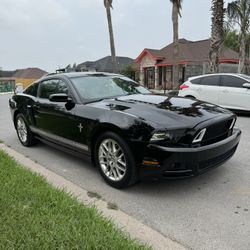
[139,54,156,85]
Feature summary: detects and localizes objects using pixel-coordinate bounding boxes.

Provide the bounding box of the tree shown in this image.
[224,29,250,73]
[121,64,139,81]
[104,0,118,73]
[209,0,225,73]
[227,0,250,73]
[170,0,183,90]
[223,29,240,52]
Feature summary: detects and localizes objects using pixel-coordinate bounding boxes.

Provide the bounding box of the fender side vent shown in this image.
[193,128,206,143]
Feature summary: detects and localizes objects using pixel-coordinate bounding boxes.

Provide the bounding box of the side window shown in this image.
[191,78,201,84]
[24,83,39,97]
[221,75,245,88]
[39,79,68,99]
[200,75,220,86]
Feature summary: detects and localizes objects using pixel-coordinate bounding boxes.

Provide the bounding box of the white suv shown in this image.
[178,73,250,112]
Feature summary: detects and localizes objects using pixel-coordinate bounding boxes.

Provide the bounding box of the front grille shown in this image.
[199,146,237,171]
[198,119,233,146]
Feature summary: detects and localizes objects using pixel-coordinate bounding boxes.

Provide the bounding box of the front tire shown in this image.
[16,114,36,147]
[94,132,138,188]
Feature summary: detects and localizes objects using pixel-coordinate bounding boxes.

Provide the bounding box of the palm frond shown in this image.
[104,0,113,9]
[170,0,183,16]
[227,1,240,20]
[227,0,250,30]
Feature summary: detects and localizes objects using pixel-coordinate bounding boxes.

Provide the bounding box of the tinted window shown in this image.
[239,74,250,82]
[71,76,150,100]
[200,75,220,86]
[24,83,39,97]
[39,79,68,99]
[191,78,201,84]
[221,75,245,88]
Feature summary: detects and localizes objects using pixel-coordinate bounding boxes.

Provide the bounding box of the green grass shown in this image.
[0,150,150,250]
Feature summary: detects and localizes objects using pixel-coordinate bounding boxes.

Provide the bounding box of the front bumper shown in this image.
[139,128,241,180]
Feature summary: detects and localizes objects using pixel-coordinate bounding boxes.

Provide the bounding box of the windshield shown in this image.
[71,75,151,101]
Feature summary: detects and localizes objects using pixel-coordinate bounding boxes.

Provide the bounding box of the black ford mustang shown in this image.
[9,72,241,188]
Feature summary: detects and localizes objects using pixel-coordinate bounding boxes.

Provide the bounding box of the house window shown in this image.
[144,67,155,89]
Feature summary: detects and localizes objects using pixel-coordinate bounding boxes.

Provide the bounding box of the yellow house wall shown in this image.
[15,78,37,89]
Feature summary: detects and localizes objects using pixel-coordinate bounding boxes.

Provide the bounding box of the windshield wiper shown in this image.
[84,96,118,104]
[84,98,107,104]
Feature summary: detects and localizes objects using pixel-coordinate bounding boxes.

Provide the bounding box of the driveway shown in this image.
[0,94,249,250]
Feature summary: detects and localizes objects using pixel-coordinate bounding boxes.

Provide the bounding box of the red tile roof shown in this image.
[136,38,239,65]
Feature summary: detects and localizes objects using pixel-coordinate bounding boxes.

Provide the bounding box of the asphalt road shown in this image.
[1,93,249,250]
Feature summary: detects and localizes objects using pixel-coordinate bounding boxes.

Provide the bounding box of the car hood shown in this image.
[90,94,233,129]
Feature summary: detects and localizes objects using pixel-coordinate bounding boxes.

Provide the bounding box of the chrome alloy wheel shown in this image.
[98,139,127,182]
[17,117,28,143]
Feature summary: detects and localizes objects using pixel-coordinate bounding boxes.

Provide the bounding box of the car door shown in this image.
[34,78,79,144]
[219,75,250,111]
[194,75,221,104]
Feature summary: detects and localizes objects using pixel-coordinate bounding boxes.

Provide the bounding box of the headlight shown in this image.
[150,131,172,142]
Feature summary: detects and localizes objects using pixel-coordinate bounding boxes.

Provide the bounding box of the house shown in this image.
[12,68,47,89]
[0,78,15,93]
[0,68,47,92]
[75,56,134,73]
[135,38,240,89]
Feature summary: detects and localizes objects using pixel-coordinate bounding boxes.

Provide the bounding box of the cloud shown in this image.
[0,0,214,72]
[0,0,69,29]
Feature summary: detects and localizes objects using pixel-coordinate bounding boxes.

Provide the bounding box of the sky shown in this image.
[0,0,232,73]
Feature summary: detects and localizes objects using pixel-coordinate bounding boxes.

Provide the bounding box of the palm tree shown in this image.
[227,0,250,73]
[209,0,225,73]
[170,0,183,90]
[104,0,118,73]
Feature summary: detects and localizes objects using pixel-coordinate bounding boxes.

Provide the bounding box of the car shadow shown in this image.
[126,166,228,196]
[235,112,250,118]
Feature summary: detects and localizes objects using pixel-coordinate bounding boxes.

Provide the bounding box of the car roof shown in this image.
[188,73,249,80]
[42,71,122,79]
[26,72,131,90]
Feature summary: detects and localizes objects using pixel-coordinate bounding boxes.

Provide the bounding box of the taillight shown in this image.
[179,84,189,90]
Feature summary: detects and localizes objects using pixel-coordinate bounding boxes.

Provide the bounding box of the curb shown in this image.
[0,92,13,95]
[0,144,186,250]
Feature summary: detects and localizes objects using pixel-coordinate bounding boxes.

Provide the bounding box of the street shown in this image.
[0,93,249,250]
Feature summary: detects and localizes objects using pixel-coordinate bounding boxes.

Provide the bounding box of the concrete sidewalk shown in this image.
[0,143,186,250]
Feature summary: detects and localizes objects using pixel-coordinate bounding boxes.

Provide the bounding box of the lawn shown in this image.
[0,150,149,250]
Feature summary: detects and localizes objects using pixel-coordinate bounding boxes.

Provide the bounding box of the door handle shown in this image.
[222,89,229,93]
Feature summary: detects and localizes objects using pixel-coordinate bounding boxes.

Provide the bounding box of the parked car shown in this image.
[178,73,250,112]
[9,72,241,188]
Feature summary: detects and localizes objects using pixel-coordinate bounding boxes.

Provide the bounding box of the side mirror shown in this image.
[243,83,250,89]
[49,93,70,102]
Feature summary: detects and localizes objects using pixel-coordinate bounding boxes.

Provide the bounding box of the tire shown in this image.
[94,131,138,189]
[15,114,37,147]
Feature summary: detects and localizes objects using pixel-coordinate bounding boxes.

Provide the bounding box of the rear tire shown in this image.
[94,131,138,189]
[16,114,37,147]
